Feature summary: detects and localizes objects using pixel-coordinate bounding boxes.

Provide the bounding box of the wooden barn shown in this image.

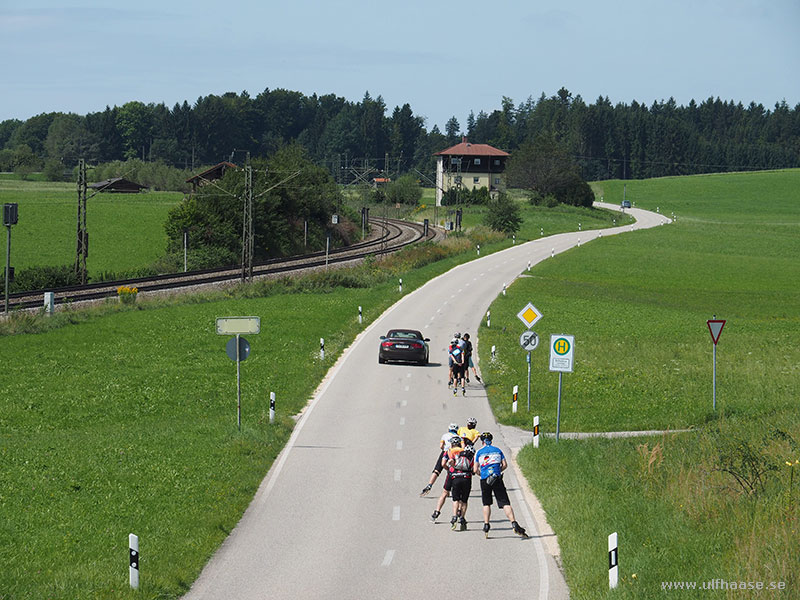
[88,177,147,193]
[185,161,238,191]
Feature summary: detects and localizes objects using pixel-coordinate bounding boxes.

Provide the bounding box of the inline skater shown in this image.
[458,417,480,446]
[446,441,475,531]
[420,423,460,497]
[474,432,529,539]
[462,333,481,383]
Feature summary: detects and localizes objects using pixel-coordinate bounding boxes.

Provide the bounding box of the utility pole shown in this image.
[241,159,254,283]
[75,159,88,285]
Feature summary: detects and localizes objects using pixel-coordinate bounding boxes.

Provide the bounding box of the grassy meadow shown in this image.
[0,179,182,276]
[3,169,798,598]
[478,169,800,598]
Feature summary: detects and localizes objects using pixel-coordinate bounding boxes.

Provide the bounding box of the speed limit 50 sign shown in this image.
[549,335,574,372]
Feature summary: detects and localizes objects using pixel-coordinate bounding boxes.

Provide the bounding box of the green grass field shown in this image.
[479,169,800,598]
[3,170,798,598]
[0,180,182,276]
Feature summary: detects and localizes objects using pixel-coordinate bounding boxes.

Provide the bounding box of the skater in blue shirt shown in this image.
[474,432,528,539]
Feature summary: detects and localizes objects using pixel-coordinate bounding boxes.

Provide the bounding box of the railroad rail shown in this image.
[5,217,438,312]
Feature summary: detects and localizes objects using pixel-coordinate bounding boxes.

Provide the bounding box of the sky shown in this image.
[2,0,799,132]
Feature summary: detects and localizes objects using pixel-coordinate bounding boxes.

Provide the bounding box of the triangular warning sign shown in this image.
[707,320,726,345]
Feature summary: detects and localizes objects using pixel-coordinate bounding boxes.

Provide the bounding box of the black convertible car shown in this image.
[378,329,430,365]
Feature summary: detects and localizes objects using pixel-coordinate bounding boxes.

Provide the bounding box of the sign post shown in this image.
[517,303,543,412]
[217,317,260,430]
[520,331,539,411]
[549,335,575,442]
[707,318,726,411]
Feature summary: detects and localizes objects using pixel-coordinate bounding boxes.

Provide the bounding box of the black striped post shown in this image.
[129,533,139,589]
[608,532,618,589]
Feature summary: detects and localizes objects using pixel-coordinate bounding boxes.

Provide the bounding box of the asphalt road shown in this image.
[184,204,668,600]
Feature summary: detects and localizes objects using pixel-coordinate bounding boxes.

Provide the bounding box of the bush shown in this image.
[2,264,81,293]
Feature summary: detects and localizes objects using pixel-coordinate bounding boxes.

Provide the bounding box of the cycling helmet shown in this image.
[454,332,461,339]
[450,436,463,447]
[462,444,475,458]
[463,333,470,340]
[448,423,458,433]
[480,431,493,444]
[467,417,477,427]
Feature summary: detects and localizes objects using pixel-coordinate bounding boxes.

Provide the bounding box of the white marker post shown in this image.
[398,278,403,293]
[540,227,543,236]
[551,248,555,258]
[129,533,139,589]
[491,345,496,360]
[707,318,726,411]
[477,244,480,256]
[533,415,540,448]
[358,305,362,325]
[527,260,531,272]
[487,310,491,328]
[502,283,506,296]
[512,385,518,414]
[608,532,618,589]
[578,222,581,231]
[269,391,275,424]
[320,338,325,360]
[513,234,516,245]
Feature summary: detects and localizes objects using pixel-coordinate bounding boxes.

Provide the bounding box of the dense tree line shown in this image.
[1,87,798,184]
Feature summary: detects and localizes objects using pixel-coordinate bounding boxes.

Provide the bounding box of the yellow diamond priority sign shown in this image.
[517,302,543,329]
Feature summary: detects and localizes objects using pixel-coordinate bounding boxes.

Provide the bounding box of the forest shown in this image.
[1,87,799,185]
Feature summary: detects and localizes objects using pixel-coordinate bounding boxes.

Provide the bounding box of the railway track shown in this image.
[5,217,438,312]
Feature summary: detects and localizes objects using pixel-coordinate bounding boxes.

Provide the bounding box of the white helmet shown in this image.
[448,423,458,432]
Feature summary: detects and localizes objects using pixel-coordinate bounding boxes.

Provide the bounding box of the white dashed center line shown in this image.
[392,506,400,520]
[394,469,402,481]
[399,417,405,425]
[396,440,403,450]
[382,550,395,567]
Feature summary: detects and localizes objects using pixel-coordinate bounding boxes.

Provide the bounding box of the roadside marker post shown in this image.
[549,335,575,442]
[512,385,518,413]
[491,345,496,360]
[320,338,325,360]
[533,415,540,448]
[527,260,531,272]
[129,533,139,589]
[358,305,362,325]
[269,391,276,424]
[487,310,491,328]
[217,317,260,431]
[608,532,618,589]
[399,278,403,293]
[707,318,726,411]
[502,283,506,296]
[477,244,480,256]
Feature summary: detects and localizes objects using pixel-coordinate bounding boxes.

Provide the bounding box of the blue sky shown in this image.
[2,0,798,131]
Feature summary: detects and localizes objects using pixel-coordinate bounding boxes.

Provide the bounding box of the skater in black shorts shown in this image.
[421,423,460,497]
[447,444,474,531]
[473,432,528,538]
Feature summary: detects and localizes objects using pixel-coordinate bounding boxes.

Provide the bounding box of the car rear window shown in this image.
[388,330,420,339]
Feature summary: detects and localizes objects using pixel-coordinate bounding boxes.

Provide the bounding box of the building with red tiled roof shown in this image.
[434,137,509,205]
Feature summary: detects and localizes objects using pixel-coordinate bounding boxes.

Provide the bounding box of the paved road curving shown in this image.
[183,203,669,599]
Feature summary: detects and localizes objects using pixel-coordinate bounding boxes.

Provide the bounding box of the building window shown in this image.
[473,177,480,184]
[474,158,481,165]
[494,178,501,185]
[493,159,500,166]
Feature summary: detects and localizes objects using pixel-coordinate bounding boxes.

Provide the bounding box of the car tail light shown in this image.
[381,341,393,348]
[411,342,423,349]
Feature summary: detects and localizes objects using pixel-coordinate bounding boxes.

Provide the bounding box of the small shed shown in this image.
[88,178,147,193]
[186,161,238,191]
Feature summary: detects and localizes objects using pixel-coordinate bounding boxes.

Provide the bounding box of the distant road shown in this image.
[184,203,668,599]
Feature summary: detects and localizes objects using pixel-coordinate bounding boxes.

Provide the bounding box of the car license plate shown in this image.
[395,344,409,349]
